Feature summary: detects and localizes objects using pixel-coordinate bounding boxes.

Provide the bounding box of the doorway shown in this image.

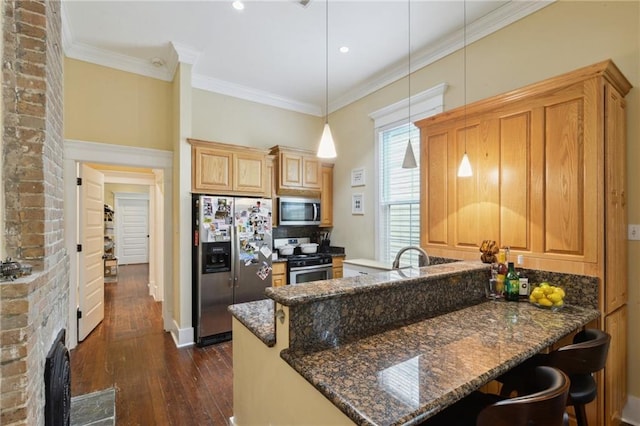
[64,140,173,350]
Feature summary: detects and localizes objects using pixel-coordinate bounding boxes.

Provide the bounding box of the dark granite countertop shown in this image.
[281,301,600,426]
[228,299,276,347]
[265,261,487,307]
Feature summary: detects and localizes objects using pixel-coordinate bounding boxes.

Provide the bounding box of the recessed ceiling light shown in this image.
[339,46,349,53]
[232,1,244,11]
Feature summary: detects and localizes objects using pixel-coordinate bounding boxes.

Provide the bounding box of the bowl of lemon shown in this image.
[529,282,565,311]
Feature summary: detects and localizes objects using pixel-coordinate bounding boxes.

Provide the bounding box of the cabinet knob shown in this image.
[621,190,626,208]
[612,189,618,206]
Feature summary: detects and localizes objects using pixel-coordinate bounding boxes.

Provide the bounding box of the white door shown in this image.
[116,197,149,265]
[78,164,105,341]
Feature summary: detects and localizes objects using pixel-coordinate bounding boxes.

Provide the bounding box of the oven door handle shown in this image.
[289,264,332,273]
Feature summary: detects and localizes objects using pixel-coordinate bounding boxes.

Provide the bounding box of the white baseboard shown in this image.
[623,395,640,425]
[170,320,194,348]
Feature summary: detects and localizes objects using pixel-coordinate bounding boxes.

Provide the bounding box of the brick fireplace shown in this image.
[1,1,69,425]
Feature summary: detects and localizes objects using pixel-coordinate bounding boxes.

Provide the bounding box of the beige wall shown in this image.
[191,88,322,150]
[329,0,640,399]
[64,58,173,150]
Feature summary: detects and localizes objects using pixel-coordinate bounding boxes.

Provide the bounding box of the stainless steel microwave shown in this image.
[278,197,321,226]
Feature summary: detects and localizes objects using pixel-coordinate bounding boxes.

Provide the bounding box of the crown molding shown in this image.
[192,73,322,116]
[65,40,176,82]
[330,0,554,113]
[62,0,553,115]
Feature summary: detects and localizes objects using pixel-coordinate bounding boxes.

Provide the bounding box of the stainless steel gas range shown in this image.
[274,238,333,284]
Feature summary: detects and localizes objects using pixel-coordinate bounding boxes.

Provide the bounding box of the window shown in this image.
[369,83,447,267]
[378,124,420,267]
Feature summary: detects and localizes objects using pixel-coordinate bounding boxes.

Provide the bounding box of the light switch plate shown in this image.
[629,224,640,241]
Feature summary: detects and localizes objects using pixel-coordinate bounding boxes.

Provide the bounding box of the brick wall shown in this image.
[1,1,69,425]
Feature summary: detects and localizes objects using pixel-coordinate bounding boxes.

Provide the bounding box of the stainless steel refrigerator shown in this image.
[192,195,273,346]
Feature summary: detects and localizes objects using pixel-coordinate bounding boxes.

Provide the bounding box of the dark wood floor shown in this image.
[70,264,233,425]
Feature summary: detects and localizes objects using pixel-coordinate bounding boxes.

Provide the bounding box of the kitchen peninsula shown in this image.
[229,260,600,426]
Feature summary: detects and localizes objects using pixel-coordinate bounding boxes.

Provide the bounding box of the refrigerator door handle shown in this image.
[233,222,240,288]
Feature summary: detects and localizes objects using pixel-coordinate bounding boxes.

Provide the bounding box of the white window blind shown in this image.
[369,83,447,268]
[379,123,420,267]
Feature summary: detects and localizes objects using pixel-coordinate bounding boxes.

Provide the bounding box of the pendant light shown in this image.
[457,0,473,177]
[401,0,417,169]
[317,0,337,159]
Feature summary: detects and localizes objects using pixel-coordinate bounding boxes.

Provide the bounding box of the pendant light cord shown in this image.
[408,0,411,127]
[325,0,329,124]
[463,0,467,153]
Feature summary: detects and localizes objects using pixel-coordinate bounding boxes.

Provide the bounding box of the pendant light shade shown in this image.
[317,0,337,159]
[457,152,472,177]
[402,140,417,169]
[318,123,337,158]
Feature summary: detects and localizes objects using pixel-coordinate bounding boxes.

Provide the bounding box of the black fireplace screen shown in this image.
[44,329,70,426]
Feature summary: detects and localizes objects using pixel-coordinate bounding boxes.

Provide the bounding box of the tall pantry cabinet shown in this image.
[416,60,631,426]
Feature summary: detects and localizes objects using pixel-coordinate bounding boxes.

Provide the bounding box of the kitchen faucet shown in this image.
[392,246,430,269]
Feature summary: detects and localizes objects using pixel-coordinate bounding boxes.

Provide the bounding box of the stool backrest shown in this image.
[547,329,611,376]
[477,366,570,426]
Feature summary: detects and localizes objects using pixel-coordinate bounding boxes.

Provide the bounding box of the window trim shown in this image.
[370,83,447,262]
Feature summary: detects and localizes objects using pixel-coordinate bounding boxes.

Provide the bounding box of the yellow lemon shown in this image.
[538,297,553,307]
[529,294,537,304]
[531,288,545,299]
[554,288,566,298]
[543,286,555,296]
[548,292,563,303]
[553,300,564,307]
[539,282,550,288]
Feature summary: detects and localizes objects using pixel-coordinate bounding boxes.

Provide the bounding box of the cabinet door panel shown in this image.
[605,85,628,313]
[500,112,531,251]
[456,124,480,247]
[303,158,321,189]
[234,153,264,193]
[282,154,303,187]
[543,98,584,255]
[605,306,627,426]
[424,132,449,245]
[194,147,232,191]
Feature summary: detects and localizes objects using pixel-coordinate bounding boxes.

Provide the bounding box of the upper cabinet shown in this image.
[417,60,631,274]
[270,146,322,194]
[190,139,269,196]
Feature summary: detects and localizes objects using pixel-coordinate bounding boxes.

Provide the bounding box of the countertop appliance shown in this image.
[278,197,321,226]
[274,238,332,284]
[192,195,273,346]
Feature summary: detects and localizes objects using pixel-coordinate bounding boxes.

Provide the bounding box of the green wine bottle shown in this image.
[505,262,520,301]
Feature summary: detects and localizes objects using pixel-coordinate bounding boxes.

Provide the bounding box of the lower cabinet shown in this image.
[272,262,286,287]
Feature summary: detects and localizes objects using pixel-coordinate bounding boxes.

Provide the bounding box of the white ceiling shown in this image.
[62,0,552,116]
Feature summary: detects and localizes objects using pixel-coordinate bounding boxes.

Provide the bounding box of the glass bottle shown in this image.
[496,251,507,297]
[517,255,530,300]
[505,262,520,301]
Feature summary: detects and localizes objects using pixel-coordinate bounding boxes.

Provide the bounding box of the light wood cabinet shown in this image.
[270,146,321,194]
[332,255,344,279]
[190,139,269,196]
[320,163,334,227]
[416,60,631,426]
[272,262,286,287]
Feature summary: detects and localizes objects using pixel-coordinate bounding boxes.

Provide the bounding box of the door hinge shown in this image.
[77,244,82,252]
[77,309,82,319]
[77,177,82,186]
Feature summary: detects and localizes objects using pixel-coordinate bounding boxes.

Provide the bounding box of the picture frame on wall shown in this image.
[351,168,365,187]
[352,193,364,215]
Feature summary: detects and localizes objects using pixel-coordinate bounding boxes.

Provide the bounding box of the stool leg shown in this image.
[574,403,588,426]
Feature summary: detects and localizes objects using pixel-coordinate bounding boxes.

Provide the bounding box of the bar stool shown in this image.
[423,366,570,426]
[499,329,611,426]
